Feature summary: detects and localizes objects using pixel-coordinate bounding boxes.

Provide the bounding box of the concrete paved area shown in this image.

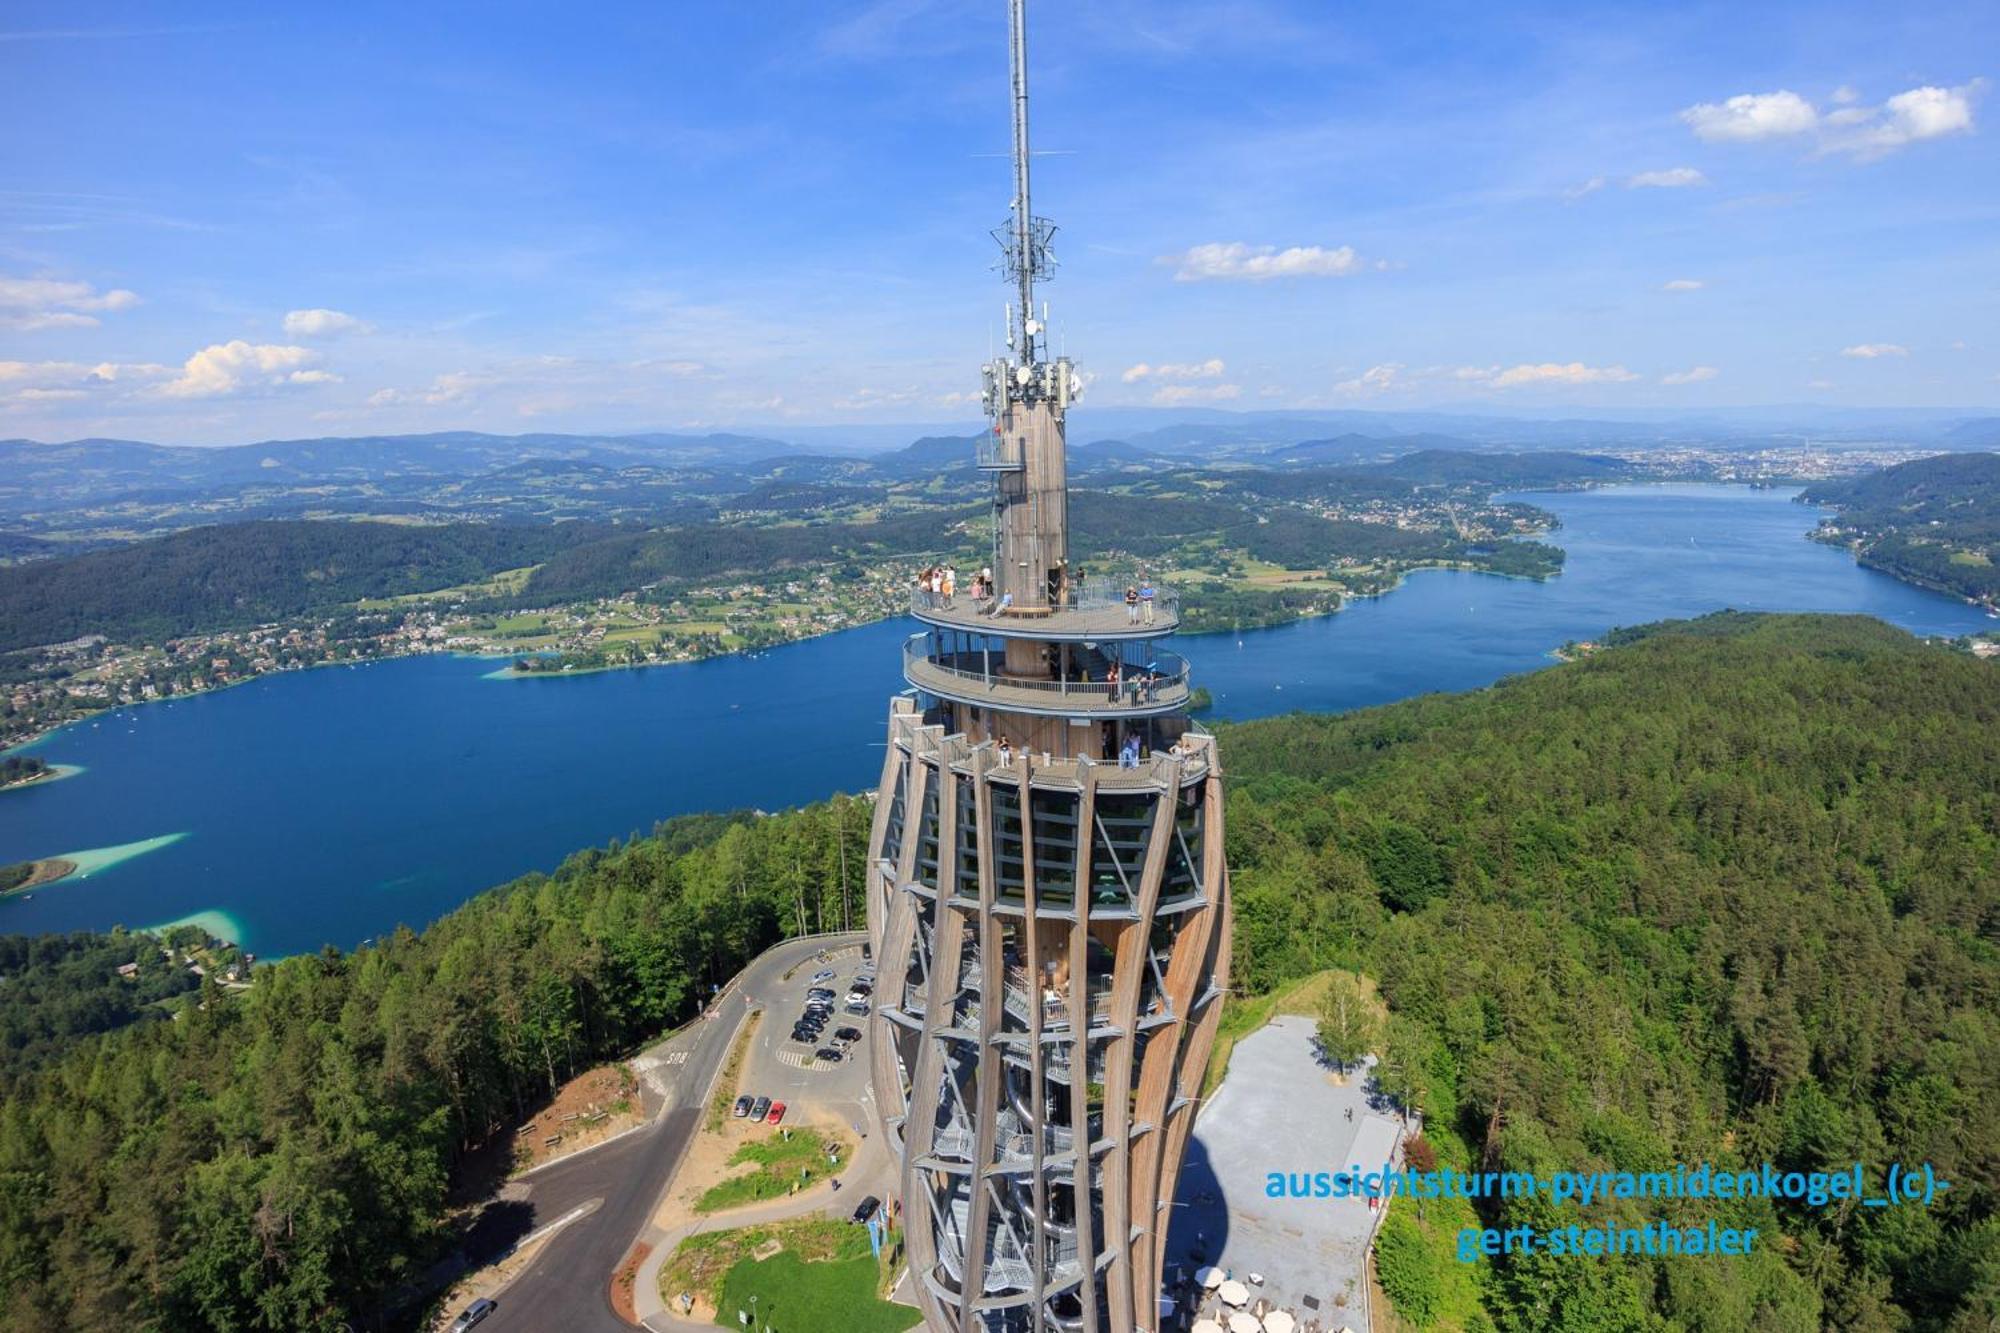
[1164,1014,1404,1333]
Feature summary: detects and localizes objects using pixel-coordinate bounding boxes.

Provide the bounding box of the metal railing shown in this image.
[903,635,1190,711]
[908,576,1180,625]
[975,435,1024,470]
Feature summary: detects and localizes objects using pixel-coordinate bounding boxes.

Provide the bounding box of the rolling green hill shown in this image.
[1802,452,2000,604]
[0,519,608,651]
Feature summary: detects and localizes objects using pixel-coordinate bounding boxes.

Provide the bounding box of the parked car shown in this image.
[732,1095,753,1118]
[450,1299,497,1331]
[790,1027,818,1043]
[850,1195,881,1224]
[815,1047,843,1063]
[844,1000,870,1016]
[767,1101,786,1124]
[834,1026,862,1044]
[807,987,836,1001]
[845,989,871,1005]
[750,1095,771,1120]
[810,969,836,983]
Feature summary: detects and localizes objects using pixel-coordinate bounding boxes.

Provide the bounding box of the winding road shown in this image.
[466,931,868,1333]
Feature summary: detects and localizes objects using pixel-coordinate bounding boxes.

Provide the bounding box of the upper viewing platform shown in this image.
[909,577,1180,641]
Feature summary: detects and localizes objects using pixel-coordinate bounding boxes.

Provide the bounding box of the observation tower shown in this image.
[864,4,1233,1330]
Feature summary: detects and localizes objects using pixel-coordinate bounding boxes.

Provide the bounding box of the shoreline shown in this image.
[0,762,83,794]
[2,857,78,895]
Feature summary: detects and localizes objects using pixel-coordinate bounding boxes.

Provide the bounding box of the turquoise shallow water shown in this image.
[1,484,1988,957]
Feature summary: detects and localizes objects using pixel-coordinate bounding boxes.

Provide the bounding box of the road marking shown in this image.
[662,1051,688,1066]
[509,1198,599,1254]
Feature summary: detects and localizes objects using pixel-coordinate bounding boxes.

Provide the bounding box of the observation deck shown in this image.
[908,578,1179,641]
[902,634,1189,717]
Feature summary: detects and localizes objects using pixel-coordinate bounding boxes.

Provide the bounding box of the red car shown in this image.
[766,1101,787,1125]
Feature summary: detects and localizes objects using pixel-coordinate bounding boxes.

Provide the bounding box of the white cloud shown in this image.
[1806,378,1836,390]
[1627,167,1708,189]
[1841,343,1908,359]
[282,308,373,338]
[1661,365,1719,385]
[0,358,170,387]
[1334,363,1405,397]
[368,370,492,407]
[1662,278,1706,292]
[162,341,326,398]
[1680,90,1819,142]
[0,275,140,330]
[1152,383,1242,405]
[1823,82,1980,159]
[1122,358,1225,383]
[1680,82,1980,160]
[1165,242,1368,282]
[1563,176,1606,201]
[1471,362,1642,389]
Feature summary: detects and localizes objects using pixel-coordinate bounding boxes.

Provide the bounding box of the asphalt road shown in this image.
[469,931,866,1333]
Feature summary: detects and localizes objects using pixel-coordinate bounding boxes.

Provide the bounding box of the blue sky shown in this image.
[1,0,1995,444]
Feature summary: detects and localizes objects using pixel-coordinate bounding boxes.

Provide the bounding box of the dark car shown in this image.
[450,1297,498,1330]
[850,1195,881,1224]
[790,1027,817,1043]
[750,1095,771,1120]
[834,1026,862,1044]
[731,1095,753,1118]
[814,1047,843,1063]
[807,986,835,999]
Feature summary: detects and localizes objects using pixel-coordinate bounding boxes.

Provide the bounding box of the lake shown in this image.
[3,484,1990,957]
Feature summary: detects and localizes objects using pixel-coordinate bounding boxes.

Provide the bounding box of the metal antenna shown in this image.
[1009,0,1033,360]
[993,0,1056,369]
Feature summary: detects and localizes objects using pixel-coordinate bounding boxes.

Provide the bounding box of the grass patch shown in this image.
[705,1011,762,1134]
[1200,967,1383,1099]
[660,1217,854,1307]
[694,1128,852,1215]
[713,1247,919,1333]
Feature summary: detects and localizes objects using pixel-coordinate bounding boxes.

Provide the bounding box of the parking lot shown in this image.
[732,942,877,1139]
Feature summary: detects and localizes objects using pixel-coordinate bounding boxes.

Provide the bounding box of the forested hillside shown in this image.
[0,802,870,1330]
[1802,452,2000,603]
[1222,612,1999,1331]
[0,614,1991,1330]
[0,519,608,651]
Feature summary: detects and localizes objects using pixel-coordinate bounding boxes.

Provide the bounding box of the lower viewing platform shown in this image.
[902,632,1190,718]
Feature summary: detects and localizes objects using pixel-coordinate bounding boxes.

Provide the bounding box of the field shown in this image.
[659,1218,915,1333]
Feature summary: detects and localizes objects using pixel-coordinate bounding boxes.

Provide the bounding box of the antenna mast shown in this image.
[982,0,1075,420]
[1008,0,1035,362]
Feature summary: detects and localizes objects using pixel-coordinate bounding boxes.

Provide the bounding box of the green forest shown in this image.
[1803,452,2000,603]
[1223,612,1998,1331]
[0,613,1992,1330]
[0,520,610,652]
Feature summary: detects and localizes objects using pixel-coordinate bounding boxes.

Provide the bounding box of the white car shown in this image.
[845,989,870,1005]
[811,969,836,983]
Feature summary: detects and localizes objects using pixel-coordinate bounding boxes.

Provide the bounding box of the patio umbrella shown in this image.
[1261,1313,1296,1333]
[1229,1313,1262,1333]
[1218,1279,1251,1307]
[1196,1266,1226,1288]
[1192,1321,1225,1333]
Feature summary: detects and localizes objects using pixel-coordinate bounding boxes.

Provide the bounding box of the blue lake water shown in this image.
[2,484,1989,957]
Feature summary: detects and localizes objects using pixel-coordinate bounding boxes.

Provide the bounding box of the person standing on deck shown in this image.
[1139,578,1156,626]
[1125,585,1140,624]
[943,567,956,609]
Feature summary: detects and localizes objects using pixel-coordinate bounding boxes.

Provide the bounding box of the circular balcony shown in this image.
[909,577,1178,641]
[902,634,1190,717]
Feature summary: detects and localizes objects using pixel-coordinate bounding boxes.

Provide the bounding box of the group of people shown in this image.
[915,565,957,610]
[1100,659,1166,705]
[1122,580,1158,625]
